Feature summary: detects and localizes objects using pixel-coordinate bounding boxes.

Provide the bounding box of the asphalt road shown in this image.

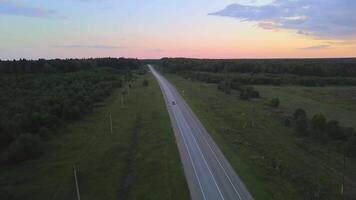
[149,65,254,200]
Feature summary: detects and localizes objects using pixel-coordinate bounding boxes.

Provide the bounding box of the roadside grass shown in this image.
[164,73,355,200]
[255,86,356,128]
[0,73,189,200]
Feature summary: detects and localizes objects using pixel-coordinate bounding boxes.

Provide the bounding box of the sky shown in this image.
[0,0,355,59]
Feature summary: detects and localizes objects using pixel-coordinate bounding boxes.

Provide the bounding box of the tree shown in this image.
[217,80,232,94]
[13,113,30,133]
[346,130,356,157]
[112,80,123,88]
[326,120,344,140]
[38,126,51,141]
[143,79,149,87]
[294,108,306,119]
[29,112,42,133]
[311,114,326,131]
[284,118,291,127]
[269,98,280,108]
[62,105,81,121]
[3,134,43,163]
[239,87,260,100]
[295,116,309,136]
[240,90,250,100]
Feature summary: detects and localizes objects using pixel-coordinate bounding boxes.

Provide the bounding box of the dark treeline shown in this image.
[161,58,356,77]
[180,71,356,86]
[0,57,141,73]
[0,58,142,164]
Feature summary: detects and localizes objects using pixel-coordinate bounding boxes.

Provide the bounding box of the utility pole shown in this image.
[109,112,113,134]
[73,164,81,200]
[121,95,124,108]
[341,139,348,198]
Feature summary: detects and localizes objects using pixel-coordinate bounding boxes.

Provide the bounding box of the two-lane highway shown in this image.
[149,65,254,200]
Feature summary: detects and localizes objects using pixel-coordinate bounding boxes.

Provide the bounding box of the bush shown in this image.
[326,120,344,140]
[62,105,81,121]
[38,126,51,141]
[3,134,43,164]
[231,82,241,91]
[0,120,19,147]
[284,118,291,127]
[346,131,356,157]
[239,87,260,100]
[240,90,250,100]
[295,116,309,136]
[143,79,149,87]
[311,114,326,131]
[294,108,307,119]
[217,80,232,94]
[269,98,280,108]
[112,80,123,88]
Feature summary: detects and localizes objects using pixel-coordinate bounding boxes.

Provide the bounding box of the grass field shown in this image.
[0,73,189,200]
[164,73,356,200]
[255,86,356,128]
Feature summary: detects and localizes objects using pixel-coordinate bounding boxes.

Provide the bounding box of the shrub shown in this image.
[347,131,356,157]
[38,126,51,141]
[3,134,43,163]
[231,82,241,91]
[0,120,19,147]
[112,80,123,88]
[239,87,260,100]
[250,90,260,98]
[343,127,355,140]
[326,120,344,140]
[41,113,60,129]
[295,116,309,136]
[62,105,81,121]
[143,79,149,87]
[217,80,232,94]
[240,90,250,100]
[269,98,280,108]
[311,114,326,131]
[294,108,307,119]
[284,118,291,127]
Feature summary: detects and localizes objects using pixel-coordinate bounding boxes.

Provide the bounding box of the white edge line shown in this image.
[150,65,207,200]
[167,73,246,199]
[188,111,243,200]
[175,107,226,200]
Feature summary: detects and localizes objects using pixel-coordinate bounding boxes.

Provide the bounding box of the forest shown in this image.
[0,58,143,164]
[161,58,356,86]
[161,58,356,76]
[0,57,141,73]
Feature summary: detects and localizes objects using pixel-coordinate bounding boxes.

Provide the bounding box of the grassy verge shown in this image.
[164,73,355,200]
[255,86,356,128]
[0,73,189,200]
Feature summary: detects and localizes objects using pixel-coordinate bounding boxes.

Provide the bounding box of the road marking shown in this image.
[151,67,207,200]
[150,64,250,200]
[184,107,243,199]
[165,78,246,199]
[173,111,208,200]
[153,67,225,199]
[175,107,225,200]
[170,88,245,199]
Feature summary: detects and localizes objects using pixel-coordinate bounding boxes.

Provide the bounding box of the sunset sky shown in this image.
[0,0,355,59]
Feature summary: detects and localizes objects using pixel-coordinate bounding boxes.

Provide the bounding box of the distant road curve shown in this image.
[149,65,254,200]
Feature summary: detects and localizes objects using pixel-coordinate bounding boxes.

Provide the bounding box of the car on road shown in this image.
[172,101,176,105]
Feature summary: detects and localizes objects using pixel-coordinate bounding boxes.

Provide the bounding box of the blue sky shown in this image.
[0,0,355,59]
